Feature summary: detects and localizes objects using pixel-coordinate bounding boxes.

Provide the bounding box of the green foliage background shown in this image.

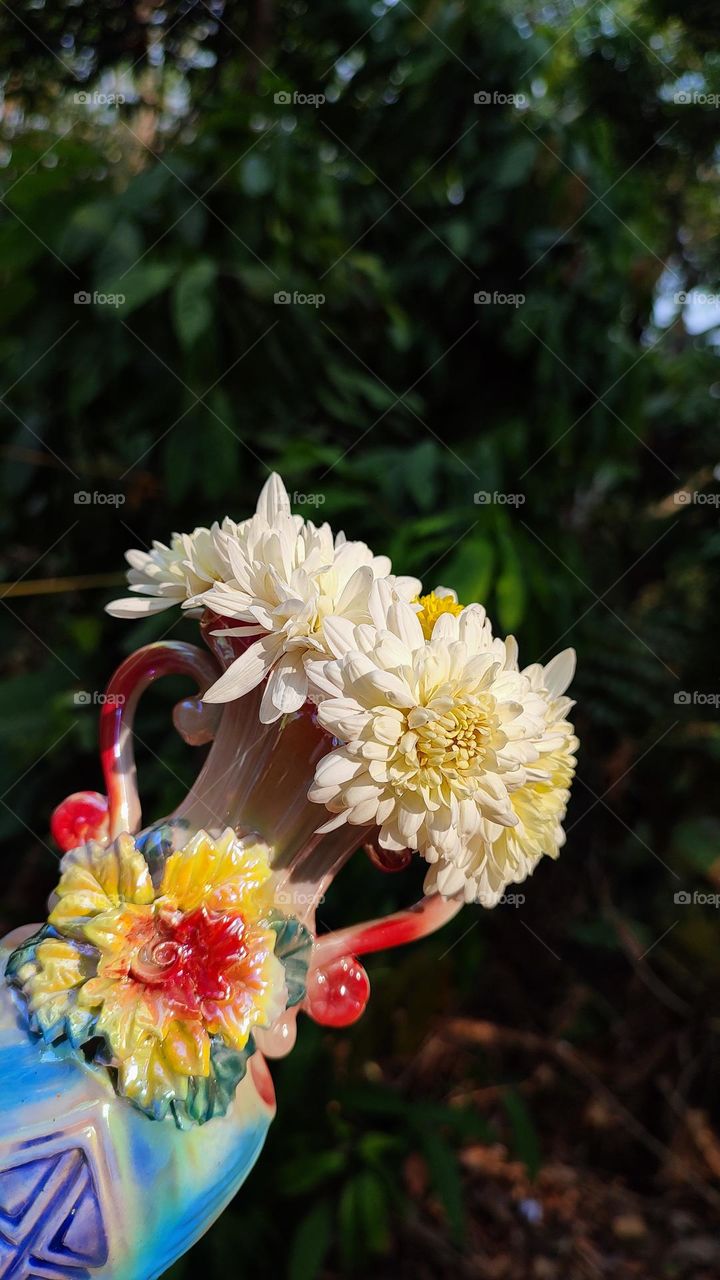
[1,0,719,1274]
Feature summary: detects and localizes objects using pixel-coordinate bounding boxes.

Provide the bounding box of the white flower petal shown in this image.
[392,575,422,600]
[105,596,176,618]
[377,825,408,853]
[543,649,576,697]
[321,616,359,660]
[387,601,424,651]
[334,565,374,619]
[314,750,364,787]
[344,657,415,710]
[203,637,279,704]
[315,811,350,835]
[263,653,308,718]
[256,472,291,523]
[347,797,380,825]
[396,804,424,842]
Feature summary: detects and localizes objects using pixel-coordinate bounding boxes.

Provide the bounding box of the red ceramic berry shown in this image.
[305,955,370,1028]
[50,791,110,852]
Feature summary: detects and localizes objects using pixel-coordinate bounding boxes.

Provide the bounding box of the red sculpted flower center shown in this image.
[129,906,247,1010]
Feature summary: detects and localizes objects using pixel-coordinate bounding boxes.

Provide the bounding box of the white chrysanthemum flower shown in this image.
[306,582,576,906]
[202,476,420,722]
[423,650,578,905]
[105,522,234,619]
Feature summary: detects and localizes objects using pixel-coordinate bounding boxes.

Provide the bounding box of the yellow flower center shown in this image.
[409,699,496,778]
[413,592,464,639]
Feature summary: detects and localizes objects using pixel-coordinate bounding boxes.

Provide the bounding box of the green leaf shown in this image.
[94,220,143,286]
[494,137,537,189]
[404,441,438,510]
[445,536,495,605]
[104,261,176,314]
[671,817,720,876]
[418,1129,465,1244]
[240,154,273,197]
[288,1197,333,1280]
[496,531,526,631]
[279,1149,346,1195]
[338,1175,365,1272]
[172,258,217,349]
[502,1088,541,1179]
[355,1170,391,1255]
[57,201,116,259]
[201,401,239,500]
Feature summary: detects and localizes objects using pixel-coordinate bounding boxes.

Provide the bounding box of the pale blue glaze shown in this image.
[0,941,275,1279]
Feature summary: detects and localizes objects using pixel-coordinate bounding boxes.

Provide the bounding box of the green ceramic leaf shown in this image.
[171,1037,256,1129]
[267,912,313,1008]
[6,926,99,1048]
[5,924,52,982]
[136,819,191,884]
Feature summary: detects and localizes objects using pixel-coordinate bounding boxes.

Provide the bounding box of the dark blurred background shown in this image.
[1,1,720,1276]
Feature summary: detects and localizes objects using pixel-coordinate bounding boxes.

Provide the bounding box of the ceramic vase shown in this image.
[0,623,460,1278]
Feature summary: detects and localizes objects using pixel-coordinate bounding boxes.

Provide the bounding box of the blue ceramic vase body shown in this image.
[0,935,275,1280]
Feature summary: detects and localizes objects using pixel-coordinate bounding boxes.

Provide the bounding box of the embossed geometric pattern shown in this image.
[0,1146,108,1278]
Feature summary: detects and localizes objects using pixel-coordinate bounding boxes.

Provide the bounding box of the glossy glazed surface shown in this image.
[0,933,275,1280]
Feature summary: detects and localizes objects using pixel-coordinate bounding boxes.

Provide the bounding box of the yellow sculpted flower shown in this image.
[14,830,288,1120]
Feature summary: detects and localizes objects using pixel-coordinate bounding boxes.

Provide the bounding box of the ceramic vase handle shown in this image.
[52,642,220,850]
[313,891,464,967]
[300,891,463,1030]
[101,641,221,837]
